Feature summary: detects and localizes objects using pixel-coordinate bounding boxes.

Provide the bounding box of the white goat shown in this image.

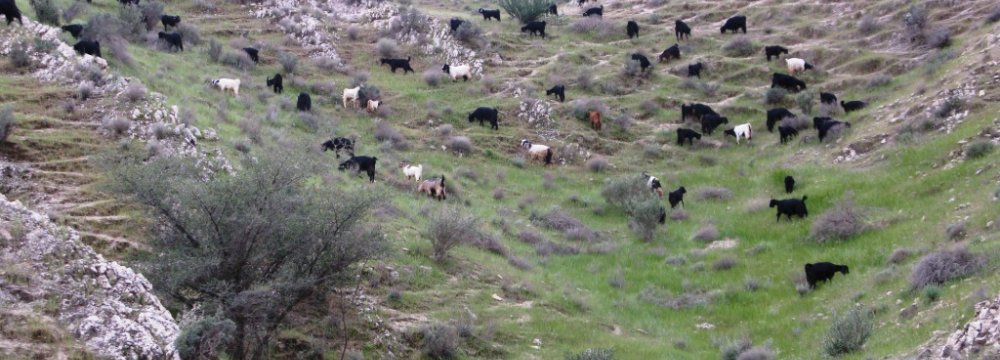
[212,78,240,96]
[343,86,361,108]
[402,163,423,182]
[785,58,812,74]
[442,63,471,81]
[725,123,753,144]
[520,139,552,165]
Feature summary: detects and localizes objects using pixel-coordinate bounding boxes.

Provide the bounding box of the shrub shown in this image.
[736,345,775,360]
[722,36,757,57]
[498,0,551,24]
[697,187,732,201]
[922,285,942,303]
[62,1,86,23]
[570,18,618,40]
[0,106,14,144]
[946,221,966,240]
[375,38,400,58]
[33,37,56,54]
[692,225,719,242]
[903,5,928,33]
[447,136,473,155]
[810,197,866,242]
[670,209,688,221]
[298,112,319,132]
[9,40,31,68]
[600,175,646,208]
[713,256,737,271]
[990,7,1000,23]
[117,4,145,41]
[347,25,361,40]
[720,338,751,360]
[565,348,615,360]
[927,28,951,48]
[221,51,255,71]
[795,91,814,114]
[823,307,874,356]
[933,96,963,118]
[571,98,609,121]
[30,0,60,26]
[387,7,430,37]
[278,51,297,74]
[421,323,459,359]
[764,88,787,105]
[175,23,202,46]
[207,39,223,62]
[865,74,891,89]
[857,15,879,35]
[455,22,486,48]
[621,59,644,78]
[586,156,608,172]
[374,121,404,144]
[102,117,131,135]
[174,315,236,360]
[628,198,662,242]
[910,247,984,288]
[965,141,994,160]
[124,82,147,102]
[698,82,720,97]
[427,206,481,262]
[888,248,911,265]
[139,1,164,31]
[423,70,445,87]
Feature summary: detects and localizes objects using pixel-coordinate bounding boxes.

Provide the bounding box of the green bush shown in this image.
[9,40,31,68]
[175,315,236,360]
[965,141,994,160]
[498,0,551,24]
[29,0,60,26]
[422,323,459,359]
[566,348,614,360]
[823,307,874,356]
[427,206,481,261]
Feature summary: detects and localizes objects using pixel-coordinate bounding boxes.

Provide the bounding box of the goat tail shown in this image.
[801,195,808,202]
[544,148,553,165]
[407,56,411,62]
[439,175,445,185]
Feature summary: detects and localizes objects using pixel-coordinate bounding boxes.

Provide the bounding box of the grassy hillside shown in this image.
[3,0,1000,358]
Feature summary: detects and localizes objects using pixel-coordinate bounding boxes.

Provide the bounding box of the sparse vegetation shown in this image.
[910,247,984,288]
[823,307,874,356]
[421,323,459,359]
[30,0,60,26]
[965,140,994,159]
[0,106,15,144]
[765,88,787,105]
[723,36,757,57]
[427,206,481,261]
[9,40,31,68]
[566,348,615,360]
[376,38,400,58]
[810,196,867,243]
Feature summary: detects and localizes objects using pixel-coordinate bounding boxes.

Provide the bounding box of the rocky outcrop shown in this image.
[933,295,1000,358]
[0,193,180,360]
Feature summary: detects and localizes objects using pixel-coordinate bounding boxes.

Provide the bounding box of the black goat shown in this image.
[161,14,180,29]
[804,262,849,290]
[548,4,558,15]
[769,196,808,222]
[820,92,838,105]
[681,103,717,121]
[784,175,795,193]
[631,53,651,73]
[468,107,500,130]
[61,24,84,39]
[322,137,354,158]
[778,126,799,144]
[338,156,378,183]
[766,108,795,132]
[687,62,703,78]
[297,93,312,112]
[0,0,22,26]
[668,186,686,208]
[700,114,728,135]
[817,120,850,142]
[583,5,603,17]
[626,20,639,39]
[478,8,501,21]
[119,0,139,6]
[812,116,832,129]
[675,20,691,40]
[73,40,102,58]
[157,32,183,52]
[720,15,746,34]
[658,44,680,62]
[243,47,259,63]
[521,21,546,38]
[379,57,414,74]
[771,73,806,92]
[764,45,788,61]
[676,128,701,146]
[546,85,565,102]
[266,74,283,94]
[841,100,867,113]
[449,18,464,32]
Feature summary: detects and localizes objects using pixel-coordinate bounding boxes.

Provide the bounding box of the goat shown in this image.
[778,125,799,144]
[658,44,680,62]
[818,120,850,142]
[521,21,547,38]
[297,93,311,112]
[157,32,183,52]
[720,15,746,34]
[812,116,833,129]
[687,62,704,78]
[266,74,283,94]
[478,8,501,21]
[786,58,813,74]
[0,0,22,26]
[73,40,102,58]
[841,100,867,113]
[771,73,806,92]
[668,186,686,208]
[342,86,360,108]
[321,137,354,158]
[631,53,651,73]
[626,20,639,39]
[546,85,565,102]
[804,262,849,290]
[820,92,838,105]
[676,128,701,146]
[764,45,788,61]
[548,4,558,15]
[700,114,728,135]
[338,156,378,183]
[379,56,414,74]
[675,20,691,40]
[769,196,808,222]
[366,99,381,113]
[723,123,752,144]
[582,5,603,17]
[766,108,795,132]
[161,14,180,29]
[521,139,553,165]
[642,172,664,197]
[449,18,464,32]
[468,107,500,130]
[243,47,259,64]
[784,175,795,194]
[417,176,447,201]
[61,24,84,39]
[402,163,423,182]
[681,103,718,121]
[211,78,240,96]
[588,111,602,131]
[442,64,472,81]
[118,0,139,6]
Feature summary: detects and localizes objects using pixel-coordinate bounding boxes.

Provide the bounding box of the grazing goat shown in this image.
[161,14,180,29]
[119,0,139,6]
[379,57,414,74]
[720,15,746,34]
[631,53,651,73]
[548,4,558,15]
[675,20,691,40]
[700,114,728,135]
[468,107,500,130]
[778,125,799,144]
[402,163,423,182]
[297,93,311,112]
[771,73,806,92]
[769,196,808,222]
[366,99,380,113]
[784,175,795,193]
[764,45,788,61]
[449,18,464,32]
[61,24,84,39]
[73,40,102,58]
[668,186,686,208]
[588,111,602,131]
[786,58,813,74]
[658,44,680,62]
[676,128,701,146]
[417,176,447,201]
[804,262,849,290]
[820,92,838,105]
[582,5,603,17]
[723,123,753,144]
[817,120,850,142]
[338,156,378,183]
[812,117,832,129]
[0,0,22,26]
[841,100,867,113]
[642,172,664,197]
[766,108,795,132]
[321,137,354,158]
[266,74,283,94]
[342,86,360,108]
[658,206,667,224]
[157,32,183,52]
[521,21,546,38]
[521,139,553,165]
[211,78,240,96]
[681,103,718,121]
[442,64,472,81]
[626,20,639,39]
[478,8,501,21]
[577,0,589,6]
[687,62,704,78]
[546,85,565,102]
[243,47,259,64]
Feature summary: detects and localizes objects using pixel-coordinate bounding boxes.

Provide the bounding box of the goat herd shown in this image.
[0,0,859,292]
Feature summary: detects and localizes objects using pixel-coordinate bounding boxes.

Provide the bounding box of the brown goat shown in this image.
[417,176,447,201]
[588,110,602,131]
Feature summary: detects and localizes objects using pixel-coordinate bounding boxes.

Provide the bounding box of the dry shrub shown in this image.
[454,22,486,48]
[713,256,737,271]
[765,88,787,105]
[736,345,774,360]
[945,222,966,240]
[277,51,297,73]
[221,51,255,71]
[447,136,473,155]
[887,248,911,265]
[423,70,445,87]
[347,25,361,40]
[586,156,608,172]
[8,41,31,69]
[102,116,131,135]
[570,98,609,121]
[697,187,732,201]
[570,17,618,40]
[722,36,757,57]
[910,247,984,289]
[124,81,147,102]
[0,106,14,144]
[857,15,879,35]
[810,197,867,243]
[387,7,431,37]
[566,348,614,360]
[638,286,715,309]
[375,38,400,58]
[30,0,60,26]
[824,307,874,356]
[692,225,719,242]
[472,233,509,257]
[207,39,222,62]
[670,209,688,221]
[421,323,459,359]
[926,28,951,48]
[427,206,481,262]
[62,1,86,23]
[965,141,994,160]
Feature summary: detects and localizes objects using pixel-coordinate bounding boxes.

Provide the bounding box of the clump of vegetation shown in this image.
[888,248,911,265]
[447,136,473,155]
[62,1,86,23]
[713,256,738,271]
[865,75,892,89]
[376,38,400,58]
[764,88,787,105]
[927,28,951,48]
[571,18,618,40]
[697,187,732,201]
[586,157,609,172]
[175,315,236,360]
[387,7,431,37]
[374,121,405,145]
[964,140,994,160]
[823,307,874,356]
[722,36,757,57]
[989,7,1000,23]
[810,196,867,243]
[221,51,255,71]
[566,348,615,360]
[498,0,551,24]
[922,285,942,303]
[692,224,719,242]
[946,221,966,240]
[795,91,814,114]
[30,0,60,26]
[278,51,297,74]
[857,15,879,35]
[423,70,445,87]
[124,82,147,102]
[9,40,31,69]
[627,198,662,242]
[933,96,964,118]
[455,22,486,48]
[910,247,984,288]
[736,345,775,360]
[421,323,459,359]
[0,106,15,144]
[207,39,223,62]
[102,117,131,135]
[427,206,481,262]
[720,338,751,360]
